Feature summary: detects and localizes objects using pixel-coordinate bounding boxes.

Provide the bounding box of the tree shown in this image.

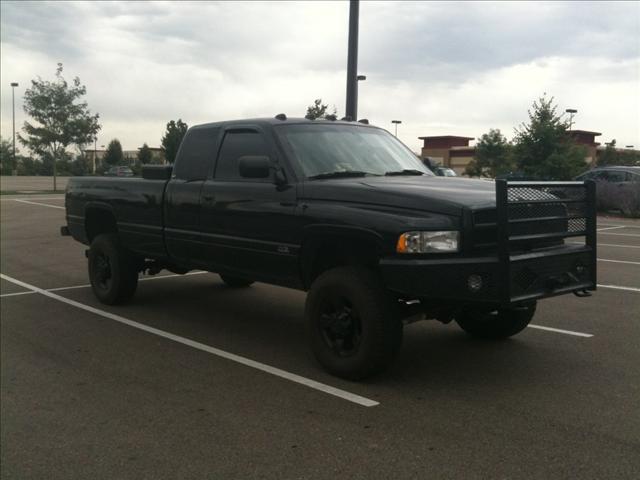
[103,139,124,167]
[305,98,337,120]
[137,143,153,165]
[465,129,514,178]
[598,140,619,166]
[19,63,101,190]
[513,95,586,180]
[0,137,17,175]
[161,119,188,164]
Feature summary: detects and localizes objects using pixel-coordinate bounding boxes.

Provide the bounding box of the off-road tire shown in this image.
[305,267,402,380]
[88,233,139,305]
[219,274,255,288]
[455,302,537,339]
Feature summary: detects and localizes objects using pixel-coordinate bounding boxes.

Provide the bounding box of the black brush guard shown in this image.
[494,179,597,304]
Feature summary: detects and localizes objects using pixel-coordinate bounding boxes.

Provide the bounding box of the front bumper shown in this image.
[380,244,595,306]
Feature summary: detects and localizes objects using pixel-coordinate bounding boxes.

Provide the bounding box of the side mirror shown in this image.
[238,155,271,179]
[142,165,173,180]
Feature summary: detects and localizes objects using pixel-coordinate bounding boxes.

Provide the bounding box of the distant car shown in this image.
[575,166,640,183]
[104,166,134,177]
[433,167,457,177]
[576,166,640,216]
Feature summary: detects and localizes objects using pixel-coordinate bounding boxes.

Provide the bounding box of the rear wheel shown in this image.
[88,233,139,305]
[305,267,402,380]
[455,302,536,339]
[219,274,254,288]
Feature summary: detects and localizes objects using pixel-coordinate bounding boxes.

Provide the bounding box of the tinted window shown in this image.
[215,130,271,181]
[173,127,220,181]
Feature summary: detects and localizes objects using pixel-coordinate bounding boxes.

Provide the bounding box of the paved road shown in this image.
[1,176,69,192]
[1,195,639,479]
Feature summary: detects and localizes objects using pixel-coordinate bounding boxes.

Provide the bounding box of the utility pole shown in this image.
[565,108,577,131]
[392,120,402,137]
[345,0,359,120]
[11,82,18,175]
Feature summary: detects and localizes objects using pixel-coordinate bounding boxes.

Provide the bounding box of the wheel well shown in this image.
[304,237,380,288]
[85,208,117,243]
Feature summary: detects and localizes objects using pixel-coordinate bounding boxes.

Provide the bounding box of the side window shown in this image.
[215,130,271,181]
[173,127,220,181]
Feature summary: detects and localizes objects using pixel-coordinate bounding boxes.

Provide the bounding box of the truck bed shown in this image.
[65,176,168,258]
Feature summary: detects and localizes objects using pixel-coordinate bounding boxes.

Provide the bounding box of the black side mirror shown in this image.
[238,155,271,179]
[142,165,173,180]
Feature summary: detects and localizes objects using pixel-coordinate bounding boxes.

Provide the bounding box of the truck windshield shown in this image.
[276,124,433,179]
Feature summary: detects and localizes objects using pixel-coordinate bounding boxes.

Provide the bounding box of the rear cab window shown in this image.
[174,127,220,181]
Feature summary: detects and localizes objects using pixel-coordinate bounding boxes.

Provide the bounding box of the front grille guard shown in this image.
[495,180,597,303]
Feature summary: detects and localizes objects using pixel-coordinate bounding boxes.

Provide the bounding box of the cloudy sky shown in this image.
[1,1,638,154]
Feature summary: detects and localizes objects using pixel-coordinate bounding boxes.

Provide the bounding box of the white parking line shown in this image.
[572,242,640,249]
[0,196,65,201]
[0,273,379,408]
[598,232,640,238]
[597,226,626,232]
[0,271,208,298]
[528,324,593,338]
[12,199,64,210]
[598,258,640,266]
[597,284,640,293]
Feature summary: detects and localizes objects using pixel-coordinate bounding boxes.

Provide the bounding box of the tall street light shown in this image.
[392,120,402,137]
[345,0,360,120]
[565,108,577,131]
[11,82,19,174]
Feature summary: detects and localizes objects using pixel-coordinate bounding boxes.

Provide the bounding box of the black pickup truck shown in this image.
[63,116,597,379]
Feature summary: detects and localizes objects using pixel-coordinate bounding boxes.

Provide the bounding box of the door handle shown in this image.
[202,195,214,203]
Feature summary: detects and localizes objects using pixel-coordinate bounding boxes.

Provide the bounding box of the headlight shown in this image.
[396,231,460,253]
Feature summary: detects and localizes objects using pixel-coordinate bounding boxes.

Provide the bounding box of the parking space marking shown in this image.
[572,242,640,249]
[0,290,35,298]
[597,226,626,232]
[0,271,209,298]
[597,231,640,238]
[12,199,65,210]
[597,284,640,293]
[0,273,379,408]
[528,324,593,338]
[0,196,65,201]
[598,258,640,266]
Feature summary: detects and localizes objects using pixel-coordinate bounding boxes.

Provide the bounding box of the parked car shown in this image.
[62,116,597,379]
[575,166,640,216]
[575,166,640,183]
[433,167,457,177]
[104,166,135,177]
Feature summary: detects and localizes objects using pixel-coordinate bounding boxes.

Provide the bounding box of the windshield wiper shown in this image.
[385,169,425,176]
[308,170,380,180]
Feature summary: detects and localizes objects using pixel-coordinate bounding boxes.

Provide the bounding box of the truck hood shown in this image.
[303,176,497,216]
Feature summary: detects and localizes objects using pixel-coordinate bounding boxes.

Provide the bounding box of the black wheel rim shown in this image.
[93,253,112,291]
[318,295,362,357]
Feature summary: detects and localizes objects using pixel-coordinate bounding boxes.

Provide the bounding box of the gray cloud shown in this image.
[1,1,639,150]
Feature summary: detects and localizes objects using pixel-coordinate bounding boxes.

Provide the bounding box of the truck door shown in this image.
[164,126,221,266]
[198,126,300,287]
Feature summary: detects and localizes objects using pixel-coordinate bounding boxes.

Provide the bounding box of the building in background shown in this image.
[567,130,601,165]
[419,135,475,175]
[419,130,605,175]
[85,146,166,173]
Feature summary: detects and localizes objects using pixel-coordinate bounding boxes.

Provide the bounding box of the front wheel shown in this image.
[455,302,536,339]
[305,267,402,380]
[88,233,139,305]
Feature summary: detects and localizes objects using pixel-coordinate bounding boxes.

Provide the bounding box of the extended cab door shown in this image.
[198,126,300,287]
[164,126,221,266]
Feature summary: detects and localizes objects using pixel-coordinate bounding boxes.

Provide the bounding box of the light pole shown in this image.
[345,0,360,120]
[392,120,402,137]
[565,108,577,131]
[11,82,18,175]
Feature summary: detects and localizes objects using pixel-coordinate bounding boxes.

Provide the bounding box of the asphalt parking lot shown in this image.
[1,194,639,479]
